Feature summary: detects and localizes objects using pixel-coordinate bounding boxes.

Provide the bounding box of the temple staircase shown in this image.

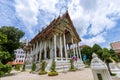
[74,59,85,69]
[55,60,70,72]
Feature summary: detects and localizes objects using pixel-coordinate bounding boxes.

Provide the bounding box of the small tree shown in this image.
[31,62,36,72]
[81,46,93,65]
[38,61,47,75]
[48,59,58,76]
[102,48,112,75]
[14,64,21,71]
[69,59,76,71]
[50,60,56,72]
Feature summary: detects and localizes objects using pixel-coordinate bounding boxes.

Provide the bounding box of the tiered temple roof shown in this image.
[25,11,81,50]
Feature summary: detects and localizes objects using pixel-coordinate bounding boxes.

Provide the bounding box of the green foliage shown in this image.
[81,45,93,65]
[0,62,12,77]
[0,62,4,77]
[92,44,103,58]
[48,71,58,76]
[69,59,76,71]
[92,44,102,53]
[48,59,58,76]
[4,64,12,74]
[14,64,21,71]
[0,32,7,44]
[0,51,11,65]
[102,48,111,62]
[38,61,47,75]
[31,62,36,72]
[50,59,56,72]
[109,49,120,62]
[0,26,25,62]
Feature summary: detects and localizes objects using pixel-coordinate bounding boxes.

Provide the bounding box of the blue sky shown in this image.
[0,0,120,48]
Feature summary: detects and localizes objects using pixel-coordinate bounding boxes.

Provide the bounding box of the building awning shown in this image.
[7,61,24,65]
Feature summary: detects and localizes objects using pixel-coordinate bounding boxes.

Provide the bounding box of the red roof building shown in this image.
[111,41,120,57]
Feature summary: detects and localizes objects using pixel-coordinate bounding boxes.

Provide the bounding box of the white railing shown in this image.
[55,57,71,62]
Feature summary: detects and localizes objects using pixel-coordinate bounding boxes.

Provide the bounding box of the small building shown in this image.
[111,41,120,58]
[14,48,25,64]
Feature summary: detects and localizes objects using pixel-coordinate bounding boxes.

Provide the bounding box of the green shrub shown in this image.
[14,64,21,71]
[69,59,76,71]
[41,61,46,71]
[38,61,47,75]
[0,62,5,77]
[50,60,56,72]
[31,62,36,72]
[0,62,12,77]
[4,64,12,73]
[48,59,58,76]
[48,71,58,76]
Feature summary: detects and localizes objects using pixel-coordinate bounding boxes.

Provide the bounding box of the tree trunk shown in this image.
[106,62,112,75]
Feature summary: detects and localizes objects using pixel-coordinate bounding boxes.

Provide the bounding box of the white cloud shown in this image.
[81,33,106,46]
[15,0,39,27]
[38,0,59,15]
[67,0,120,46]
[15,0,39,38]
[14,0,120,47]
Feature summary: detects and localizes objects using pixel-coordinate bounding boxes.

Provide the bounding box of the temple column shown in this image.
[79,48,82,59]
[71,37,75,56]
[75,43,79,59]
[63,34,67,61]
[60,35,63,61]
[30,48,33,64]
[54,35,57,59]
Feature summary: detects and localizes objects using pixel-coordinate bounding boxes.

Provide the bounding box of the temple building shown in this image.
[24,11,84,71]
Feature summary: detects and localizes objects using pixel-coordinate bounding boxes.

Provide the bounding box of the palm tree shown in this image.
[102,48,120,75]
[102,48,112,75]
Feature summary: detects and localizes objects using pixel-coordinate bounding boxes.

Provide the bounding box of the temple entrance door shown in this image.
[41,50,44,60]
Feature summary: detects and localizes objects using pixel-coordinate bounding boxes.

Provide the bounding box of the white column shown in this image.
[63,34,67,61]
[79,48,82,59]
[30,48,33,64]
[54,35,56,59]
[71,37,75,56]
[75,44,79,59]
[60,35,63,60]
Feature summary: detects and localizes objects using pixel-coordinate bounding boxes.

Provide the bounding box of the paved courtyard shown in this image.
[0,68,119,80]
